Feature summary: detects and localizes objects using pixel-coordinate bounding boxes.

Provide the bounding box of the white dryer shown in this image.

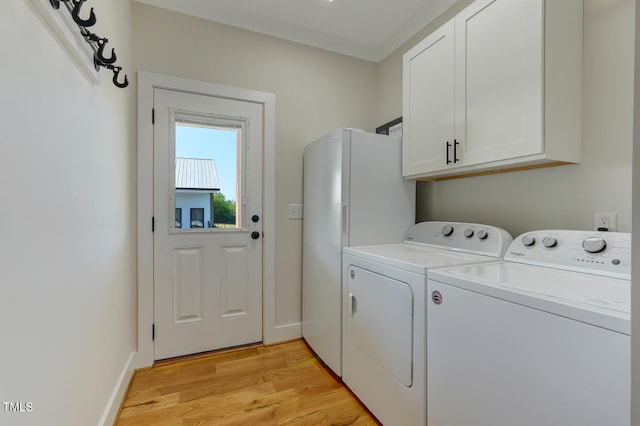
[341,221,513,426]
[427,230,631,426]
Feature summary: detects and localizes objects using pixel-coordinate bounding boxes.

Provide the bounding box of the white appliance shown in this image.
[342,221,513,426]
[427,230,631,426]
[302,127,415,376]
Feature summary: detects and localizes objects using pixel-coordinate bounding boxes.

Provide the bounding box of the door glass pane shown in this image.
[175,208,182,228]
[190,208,204,228]
[174,120,240,230]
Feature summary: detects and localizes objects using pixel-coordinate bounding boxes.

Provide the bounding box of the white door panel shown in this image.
[153,88,263,360]
[172,245,204,324]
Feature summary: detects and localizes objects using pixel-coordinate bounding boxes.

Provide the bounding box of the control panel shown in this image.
[403,221,513,258]
[505,230,631,279]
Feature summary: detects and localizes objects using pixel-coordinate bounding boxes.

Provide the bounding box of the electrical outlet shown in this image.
[594,212,617,232]
[288,204,303,220]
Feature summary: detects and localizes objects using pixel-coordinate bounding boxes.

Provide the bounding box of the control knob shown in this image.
[442,225,454,237]
[477,229,488,240]
[542,236,558,248]
[522,235,536,247]
[464,228,474,238]
[582,236,607,253]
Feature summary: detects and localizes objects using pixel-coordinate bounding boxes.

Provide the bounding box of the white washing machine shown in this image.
[341,221,513,426]
[427,230,631,426]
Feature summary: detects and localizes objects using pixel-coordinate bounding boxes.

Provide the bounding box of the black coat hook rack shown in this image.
[49,0,128,88]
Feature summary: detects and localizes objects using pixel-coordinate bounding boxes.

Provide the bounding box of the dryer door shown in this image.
[345,265,414,386]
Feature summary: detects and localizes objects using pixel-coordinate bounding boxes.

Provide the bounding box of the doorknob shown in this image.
[252,215,260,223]
[251,231,260,240]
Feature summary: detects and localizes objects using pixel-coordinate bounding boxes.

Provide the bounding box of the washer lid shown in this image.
[343,243,497,275]
[429,262,630,334]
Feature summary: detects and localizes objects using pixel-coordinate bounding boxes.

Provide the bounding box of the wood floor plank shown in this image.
[115,339,380,426]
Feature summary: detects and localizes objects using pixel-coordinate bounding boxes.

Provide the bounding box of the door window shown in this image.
[172,117,243,231]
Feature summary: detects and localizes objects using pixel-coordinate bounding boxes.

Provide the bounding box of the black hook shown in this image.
[49,0,69,9]
[95,37,117,65]
[71,0,96,27]
[112,67,129,88]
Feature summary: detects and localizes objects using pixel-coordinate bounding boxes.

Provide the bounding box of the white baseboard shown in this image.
[99,351,136,426]
[265,322,301,345]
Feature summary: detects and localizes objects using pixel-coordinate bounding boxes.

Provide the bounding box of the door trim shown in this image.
[135,71,276,368]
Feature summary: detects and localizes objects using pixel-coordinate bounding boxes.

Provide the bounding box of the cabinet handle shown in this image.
[446,141,452,164]
[454,139,460,163]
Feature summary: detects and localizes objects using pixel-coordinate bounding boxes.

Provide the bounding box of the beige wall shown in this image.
[377,0,635,237]
[132,0,634,339]
[1,0,136,424]
[132,3,379,329]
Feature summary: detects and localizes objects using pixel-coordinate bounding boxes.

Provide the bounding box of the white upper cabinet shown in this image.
[403,0,583,179]
[403,20,455,176]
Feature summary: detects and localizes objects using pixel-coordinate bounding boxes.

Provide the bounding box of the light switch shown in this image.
[288,204,303,219]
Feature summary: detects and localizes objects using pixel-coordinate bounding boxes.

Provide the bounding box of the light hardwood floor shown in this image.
[115,339,380,425]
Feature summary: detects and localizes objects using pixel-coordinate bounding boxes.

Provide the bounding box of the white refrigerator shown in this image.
[302,127,415,376]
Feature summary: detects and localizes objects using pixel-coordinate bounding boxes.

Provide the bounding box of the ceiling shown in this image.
[133,0,458,62]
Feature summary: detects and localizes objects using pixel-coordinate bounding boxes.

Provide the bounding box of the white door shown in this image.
[455,0,543,166]
[153,88,263,360]
[403,19,455,176]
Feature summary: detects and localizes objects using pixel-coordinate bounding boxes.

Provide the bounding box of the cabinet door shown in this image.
[455,0,543,166]
[403,20,455,177]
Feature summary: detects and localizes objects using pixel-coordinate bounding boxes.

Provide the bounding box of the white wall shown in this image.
[377,0,635,238]
[0,1,136,425]
[132,3,379,333]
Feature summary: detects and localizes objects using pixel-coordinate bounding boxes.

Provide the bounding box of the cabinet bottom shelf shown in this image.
[413,161,575,181]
